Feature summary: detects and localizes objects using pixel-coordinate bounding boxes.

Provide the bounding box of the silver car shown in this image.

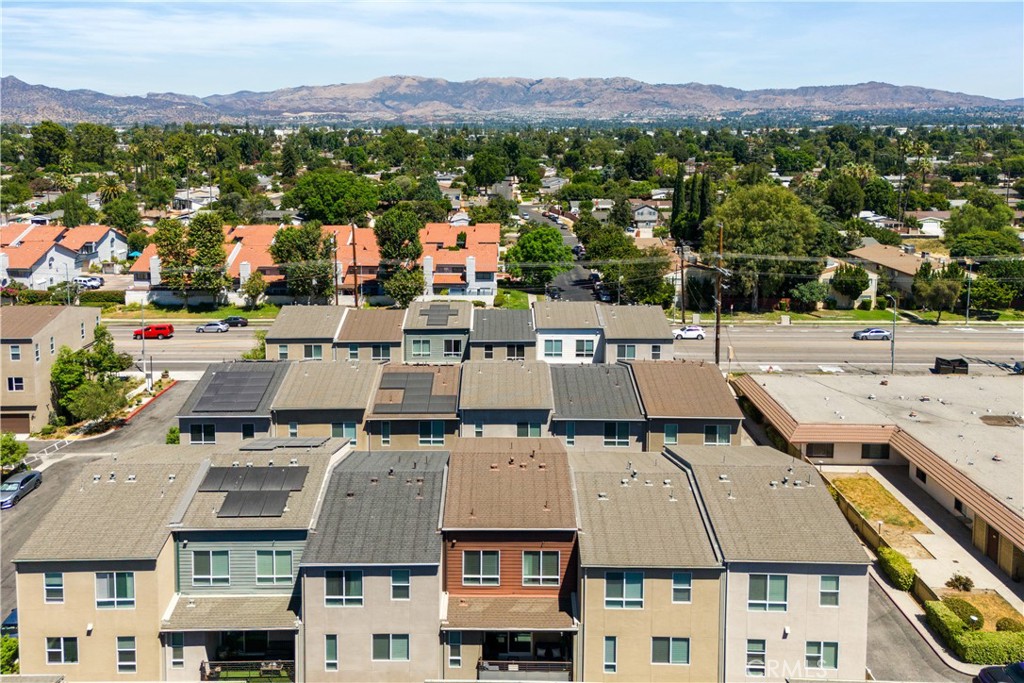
[196,321,230,333]
[1,470,42,509]
[853,327,892,341]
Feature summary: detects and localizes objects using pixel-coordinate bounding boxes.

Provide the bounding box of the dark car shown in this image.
[221,316,249,327]
[979,662,1024,683]
[852,327,892,341]
[1,470,42,509]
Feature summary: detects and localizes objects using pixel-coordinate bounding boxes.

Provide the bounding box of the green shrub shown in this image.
[996,617,1024,632]
[17,289,52,305]
[493,291,507,308]
[877,297,888,310]
[857,299,872,310]
[165,427,180,445]
[79,290,126,305]
[943,597,984,630]
[878,546,915,591]
[925,601,1024,664]
[472,300,486,308]
[39,425,55,436]
[945,573,974,592]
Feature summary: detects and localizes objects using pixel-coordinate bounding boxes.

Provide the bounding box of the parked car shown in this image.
[979,662,1024,683]
[852,327,892,341]
[72,276,102,290]
[1012,360,1024,375]
[548,286,562,301]
[196,321,230,333]
[133,324,174,339]
[674,325,706,340]
[1,470,42,509]
[596,288,612,303]
[221,316,249,327]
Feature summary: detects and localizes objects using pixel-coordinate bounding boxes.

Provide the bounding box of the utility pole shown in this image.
[350,226,360,309]
[964,272,972,326]
[886,294,897,374]
[714,223,723,366]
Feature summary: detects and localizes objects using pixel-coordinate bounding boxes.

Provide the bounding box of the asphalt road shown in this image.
[108,322,259,373]
[866,578,973,683]
[550,266,597,302]
[519,203,579,248]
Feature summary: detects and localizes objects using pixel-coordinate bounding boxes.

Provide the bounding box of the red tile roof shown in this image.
[418,223,500,272]
[0,223,64,247]
[0,240,66,269]
[58,224,121,251]
[129,243,159,273]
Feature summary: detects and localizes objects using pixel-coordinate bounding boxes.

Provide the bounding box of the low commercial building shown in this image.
[549,365,645,451]
[402,301,472,365]
[467,309,535,361]
[177,362,290,445]
[458,361,553,438]
[265,306,347,362]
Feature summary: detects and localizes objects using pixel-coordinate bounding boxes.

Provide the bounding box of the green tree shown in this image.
[269,221,335,301]
[0,177,32,210]
[31,120,72,167]
[505,226,574,286]
[153,219,192,302]
[863,177,898,216]
[280,143,301,179]
[948,230,1023,258]
[920,278,962,323]
[127,230,149,256]
[968,275,1012,311]
[0,432,27,471]
[101,195,141,233]
[66,379,128,423]
[0,634,18,674]
[187,211,229,296]
[384,267,425,308]
[283,168,379,225]
[72,122,117,166]
[86,325,132,378]
[623,246,674,306]
[623,137,655,180]
[51,191,97,228]
[50,346,87,418]
[609,198,632,229]
[165,426,181,445]
[981,259,1024,302]
[468,147,509,187]
[97,175,127,204]
[241,271,267,309]
[830,264,870,303]
[825,174,865,218]
[789,281,830,312]
[373,206,424,264]
[140,177,176,209]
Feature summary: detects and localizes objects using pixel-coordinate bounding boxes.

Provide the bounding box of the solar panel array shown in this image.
[199,465,309,518]
[193,370,276,413]
[420,303,459,327]
[240,437,329,451]
[218,490,290,518]
[374,372,457,415]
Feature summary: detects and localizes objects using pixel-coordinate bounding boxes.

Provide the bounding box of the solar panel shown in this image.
[262,468,288,491]
[198,467,229,492]
[193,370,276,413]
[220,469,248,491]
[239,491,268,516]
[217,491,246,517]
[283,467,309,491]
[379,373,408,390]
[239,437,329,451]
[258,491,289,517]
[239,468,268,491]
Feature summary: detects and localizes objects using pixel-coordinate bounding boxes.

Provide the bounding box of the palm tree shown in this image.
[98,175,127,204]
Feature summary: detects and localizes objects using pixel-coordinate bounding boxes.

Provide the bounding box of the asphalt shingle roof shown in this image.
[549,365,644,421]
[179,362,290,417]
[628,360,743,419]
[404,300,473,330]
[459,361,553,411]
[302,451,446,565]
[533,301,602,330]
[600,305,673,340]
[470,309,535,343]
[273,361,381,411]
[163,594,298,631]
[0,306,68,340]
[335,308,405,343]
[266,306,347,341]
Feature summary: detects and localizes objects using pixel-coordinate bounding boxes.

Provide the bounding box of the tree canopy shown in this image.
[504,226,574,285]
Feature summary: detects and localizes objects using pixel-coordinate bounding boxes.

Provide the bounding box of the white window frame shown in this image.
[324,634,338,671]
[605,571,643,609]
[325,569,363,606]
[703,424,731,446]
[603,422,629,447]
[255,549,292,585]
[371,344,391,361]
[522,550,560,586]
[380,421,391,446]
[46,636,78,664]
[7,377,24,391]
[516,422,541,438]
[277,344,288,360]
[9,345,20,361]
[483,344,494,359]
[474,423,483,437]
[664,423,679,446]
[35,343,40,361]
[805,641,838,670]
[746,640,766,677]
[748,574,787,612]
[449,631,462,668]
[443,338,462,358]
[616,344,636,360]
[331,422,356,441]
[565,421,575,447]
[507,343,525,361]
[117,635,137,673]
[820,575,840,607]
[391,569,411,600]
[652,344,662,360]
[288,422,298,438]
[412,339,431,357]
[418,420,444,446]
[604,636,617,674]
[371,633,409,661]
[81,322,86,339]
[543,339,562,358]
[170,632,184,669]
[303,344,323,360]
[49,336,55,354]
[348,343,359,360]
[192,549,230,586]
[651,636,690,665]
[575,338,595,358]
[96,571,135,609]
[462,550,500,586]
[44,572,64,603]
[672,572,692,603]
[189,423,216,445]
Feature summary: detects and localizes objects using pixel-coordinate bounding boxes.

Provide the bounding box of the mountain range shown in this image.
[2,75,1020,125]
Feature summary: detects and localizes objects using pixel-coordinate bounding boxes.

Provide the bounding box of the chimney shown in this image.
[239,260,251,287]
[423,255,434,294]
[466,255,476,288]
[149,254,161,286]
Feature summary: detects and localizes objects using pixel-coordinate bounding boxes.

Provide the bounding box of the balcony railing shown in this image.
[200,659,294,682]
[477,659,571,681]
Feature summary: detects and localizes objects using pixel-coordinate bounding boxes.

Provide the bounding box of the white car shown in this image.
[674,325,706,340]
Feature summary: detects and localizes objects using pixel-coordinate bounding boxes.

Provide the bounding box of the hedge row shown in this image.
[17,290,52,305]
[924,600,1024,664]
[877,546,915,591]
[78,290,126,305]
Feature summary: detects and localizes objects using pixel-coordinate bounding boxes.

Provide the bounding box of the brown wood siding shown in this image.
[444,531,577,598]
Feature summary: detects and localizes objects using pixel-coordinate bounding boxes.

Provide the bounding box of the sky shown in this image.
[2,1,1022,100]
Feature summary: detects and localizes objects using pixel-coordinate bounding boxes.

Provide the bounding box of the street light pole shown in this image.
[715,223,723,366]
[886,294,897,374]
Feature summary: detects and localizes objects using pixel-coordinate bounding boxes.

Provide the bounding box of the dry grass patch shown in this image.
[832,474,933,557]
[940,588,1024,632]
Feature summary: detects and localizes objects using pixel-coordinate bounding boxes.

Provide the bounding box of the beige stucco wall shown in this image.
[272,409,367,449]
[365,420,457,450]
[550,421,644,451]
[301,566,441,682]
[578,567,722,682]
[606,341,672,363]
[336,342,400,363]
[648,418,741,452]
[268,341,332,362]
[722,563,869,682]
[798,442,907,467]
[458,409,551,438]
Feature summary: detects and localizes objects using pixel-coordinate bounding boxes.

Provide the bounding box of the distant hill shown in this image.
[2,75,1019,125]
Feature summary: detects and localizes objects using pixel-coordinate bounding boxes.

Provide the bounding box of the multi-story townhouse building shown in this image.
[270,361,382,448]
[626,360,744,451]
[600,306,673,362]
[672,446,869,682]
[533,301,605,364]
[335,308,405,363]
[419,223,500,297]
[549,365,645,451]
[0,306,101,433]
[571,451,724,682]
[365,364,461,450]
[441,439,578,681]
[57,224,129,268]
[1,224,80,288]
[265,306,347,362]
[177,361,290,445]
[467,309,535,361]
[300,451,447,682]
[458,361,553,439]
[402,301,473,364]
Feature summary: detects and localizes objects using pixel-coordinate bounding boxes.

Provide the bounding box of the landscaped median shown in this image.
[924,600,1024,664]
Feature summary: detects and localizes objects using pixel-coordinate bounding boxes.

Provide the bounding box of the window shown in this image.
[96,572,135,608]
[566,421,575,447]
[652,637,690,665]
[288,422,298,438]
[7,377,24,392]
[523,551,559,586]
[746,640,766,677]
[807,443,834,458]
[820,575,840,606]
[443,339,462,358]
[703,424,731,446]
[616,344,636,360]
[604,636,617,673]
[412,339,431,357]
[117,636,137,673]
[672,572,692,603]
[49,336,55,354]
[418,420,444,446]
[348,344,359,360]
[652,344,662,360]
[35,343,40,361]
[517,422,541,438]
[46,637,78,664]
[604,422,629,447]
[507,344,525,361]
[81,322,86,339]
[332,423,356,440]
[371,344,391,361]
[277,345,288,360]
[664,424,679,446]
[381,421,391,446]
[189,424,216,445]
[303,344,323,360]
[170,632,184,668]
[954,498,964,513]
[44,573,63,603]
[192,550,230,586]
[916,467,928,483]
[543,339,562,358]
[605,571,643,608]
[9,345,20,361]
[372,634,409,661]
[241,423,255,440]
[449,631,462,668]
[463,550,500,586]
[324,635,338,671]
[391,569,410,600]
[325,570,363,606]
[748,574,787,611]
[256,550,292,584]
[805,641,838,670]
[474,423,483,437]
[484,344,494,359]
[861,443,890,460]
[575,339,595,358]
